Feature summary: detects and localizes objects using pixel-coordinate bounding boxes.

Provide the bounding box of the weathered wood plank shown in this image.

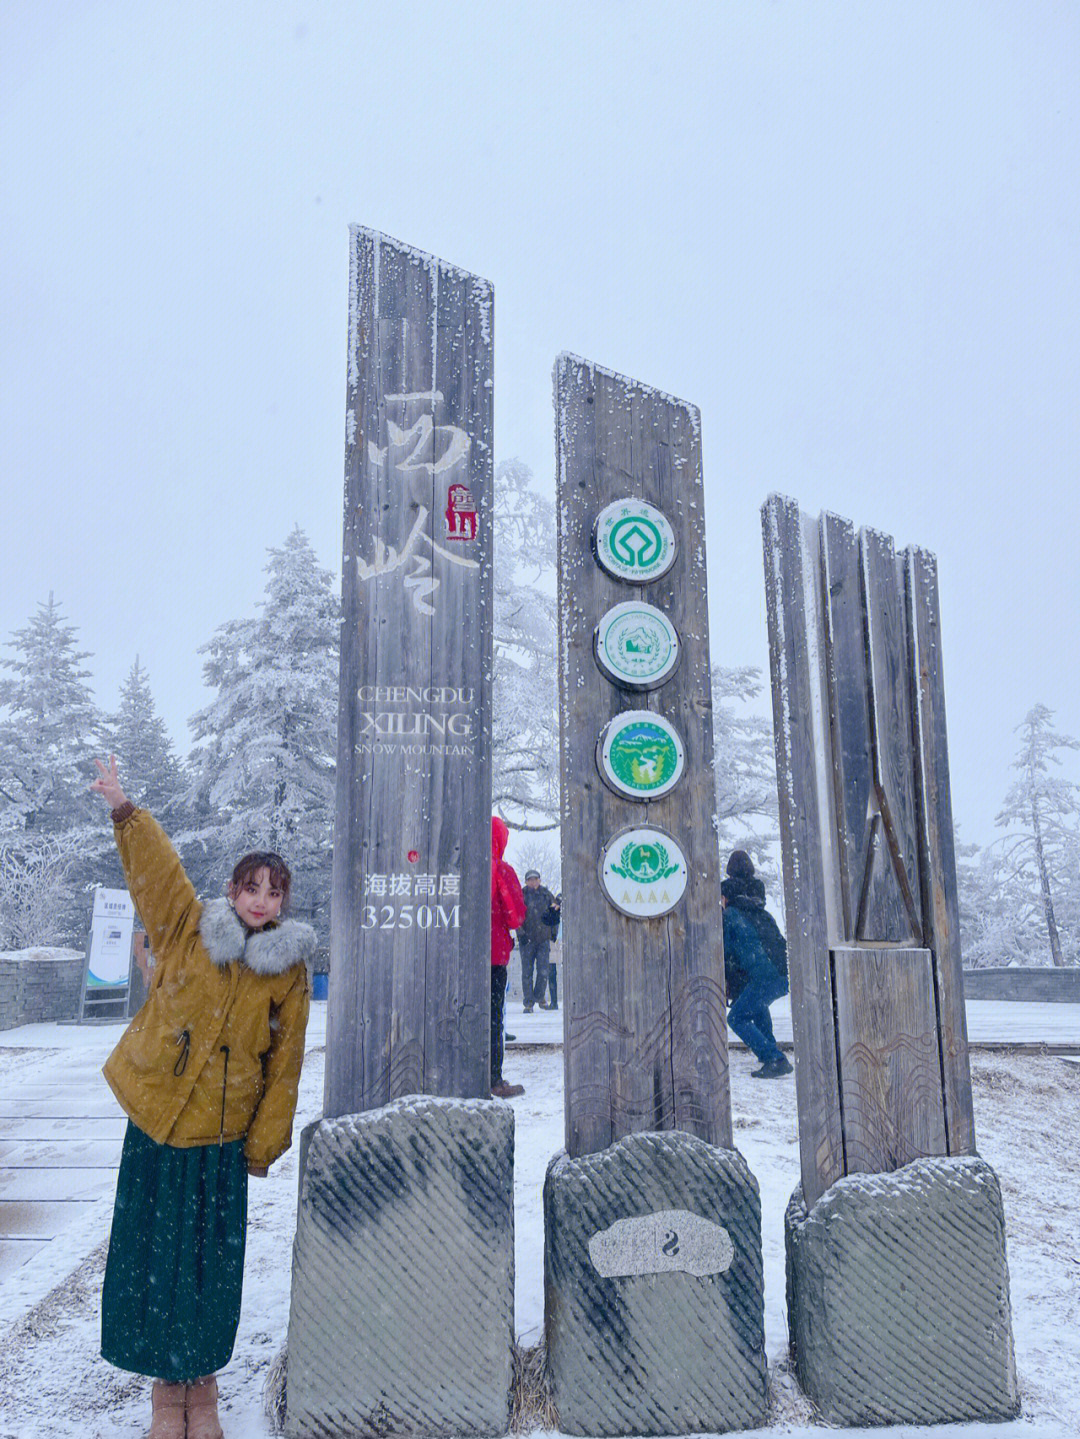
[657,396,731,1145]
[325,228,492,1117]
[906,546,976,1154]
[860,527,923,944]
[556,355,617,1157]
[762,495,845,1206]
[821,512,874,942]
[424,259,494,1098]
[832,946,947,1173]
[556,354,730,1159]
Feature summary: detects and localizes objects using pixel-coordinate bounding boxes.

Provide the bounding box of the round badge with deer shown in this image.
[599,825,689,918]
[596,711,686,800]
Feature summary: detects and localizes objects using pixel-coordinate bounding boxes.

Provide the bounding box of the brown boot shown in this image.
[186,1375,225,1439]
[146,1381,185,1439]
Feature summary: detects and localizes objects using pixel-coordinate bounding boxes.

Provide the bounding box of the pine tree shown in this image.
[995,704,1080,967]
[182,528,339,924]
[0,594,102,836]
[108,658,182,816]
[492,460,559,831]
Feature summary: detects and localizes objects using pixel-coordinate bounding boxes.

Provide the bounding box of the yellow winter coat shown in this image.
[102,808,313,1170]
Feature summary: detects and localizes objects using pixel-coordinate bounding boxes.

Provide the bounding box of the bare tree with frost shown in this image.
[711,663,779,870]
[492,459,558,831]
[0,833,83,949]
[181,527,339,925]
[955,839,1037,968]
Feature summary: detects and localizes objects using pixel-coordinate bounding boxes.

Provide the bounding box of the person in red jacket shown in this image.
[491,816,526,1099]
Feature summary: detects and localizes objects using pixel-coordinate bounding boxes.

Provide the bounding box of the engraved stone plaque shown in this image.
[588,1209,735,1278]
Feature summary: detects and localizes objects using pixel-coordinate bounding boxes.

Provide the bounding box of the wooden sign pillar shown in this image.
[544,356,766,1437]
[287,230,513,1439]
[763,494,1017,1426]
[325,227,494,1116]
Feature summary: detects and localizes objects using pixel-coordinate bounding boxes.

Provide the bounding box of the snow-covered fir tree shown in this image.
[107,658,182,817]
[492,459,558,831]
[993,704,1080,967]
[0,594,102,836]
[182,528,339,926]
[0,595,109,942]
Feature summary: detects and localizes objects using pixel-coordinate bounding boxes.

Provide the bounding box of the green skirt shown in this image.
[101,1121,248,1382]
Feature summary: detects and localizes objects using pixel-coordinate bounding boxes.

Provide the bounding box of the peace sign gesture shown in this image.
[91,755,128,812]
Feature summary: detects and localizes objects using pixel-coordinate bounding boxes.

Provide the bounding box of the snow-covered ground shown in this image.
[0,1011,1076,1439]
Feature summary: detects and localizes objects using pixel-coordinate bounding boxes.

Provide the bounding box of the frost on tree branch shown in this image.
[0,832,86,949]
[493,460,559,832]
[711,664,779,879]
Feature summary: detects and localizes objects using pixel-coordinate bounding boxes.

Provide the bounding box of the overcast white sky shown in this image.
[2,1,1077,848]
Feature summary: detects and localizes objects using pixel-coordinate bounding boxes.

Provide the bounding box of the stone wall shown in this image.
[963,966,1080,1003]
[0,949,84,1031]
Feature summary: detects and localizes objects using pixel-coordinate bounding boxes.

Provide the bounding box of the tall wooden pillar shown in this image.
[763,495,1016,1427]
[545,355,765,1437]
[554,353,732,1158]
[325,228,494,1117]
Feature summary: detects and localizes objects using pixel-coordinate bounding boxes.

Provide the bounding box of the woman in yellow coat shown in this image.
[92,756,313,1439]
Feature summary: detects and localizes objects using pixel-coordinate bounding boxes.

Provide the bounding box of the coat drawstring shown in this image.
[219,1045,230,1143]
[173,1030,190,1077]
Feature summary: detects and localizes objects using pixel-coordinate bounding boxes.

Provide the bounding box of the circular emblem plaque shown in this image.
[594,602,681,691]
[599,825,689,918]
[597,711,685,800]
[593,498,677,584]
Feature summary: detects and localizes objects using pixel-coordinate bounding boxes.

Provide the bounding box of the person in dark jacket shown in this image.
[517,870,557,1013]
[721,850,788,987]
[541,893,561,1009]
[721,850,791,1079]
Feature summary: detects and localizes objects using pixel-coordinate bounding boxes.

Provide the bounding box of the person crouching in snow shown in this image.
[91,756,313,1439]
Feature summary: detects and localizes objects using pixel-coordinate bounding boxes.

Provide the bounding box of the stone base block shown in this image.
[785,1155,1019,1426]
[286,1097,514,1439]
[545,1132,767,1436]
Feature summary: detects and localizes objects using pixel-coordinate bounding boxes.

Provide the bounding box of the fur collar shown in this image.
[198,897,317,975]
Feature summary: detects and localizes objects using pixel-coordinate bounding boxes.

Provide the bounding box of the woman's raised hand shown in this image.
[91,755,128,812]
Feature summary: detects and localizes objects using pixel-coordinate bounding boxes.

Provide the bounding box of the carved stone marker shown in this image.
[547,356,765,1435]
[785,1157,1017,1425]
[762,494,1017,1424]
[545,1133,766,1436]
[288,229,510,1439]
[287,1098,514,1439]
